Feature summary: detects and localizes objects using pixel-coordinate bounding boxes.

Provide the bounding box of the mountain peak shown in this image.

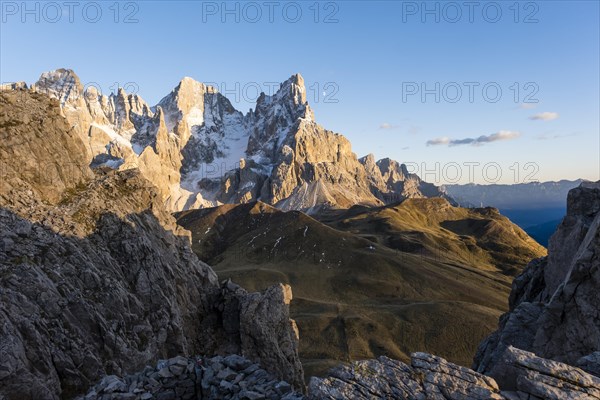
[359,153,377,167]
[288,72,304,86]
[253,73,312,126]
[34,68,83,106]
[175,76,217,95]
[280,73,306,105]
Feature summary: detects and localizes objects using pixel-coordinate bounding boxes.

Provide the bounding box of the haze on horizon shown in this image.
[1,0,598,184]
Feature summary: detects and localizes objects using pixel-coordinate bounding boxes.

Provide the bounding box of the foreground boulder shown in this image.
[489,346,600,400]
[309,352,503,399]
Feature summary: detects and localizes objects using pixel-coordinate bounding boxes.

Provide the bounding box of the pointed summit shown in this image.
[359,153,377,166]
[284,73,306,105]
[157,77,211,133]
[34,68,83,106]
[176,76,218,94]
[272,73,307,107]
[253,72,313,130]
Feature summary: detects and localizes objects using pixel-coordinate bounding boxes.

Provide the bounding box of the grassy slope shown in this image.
[176,199,545,377]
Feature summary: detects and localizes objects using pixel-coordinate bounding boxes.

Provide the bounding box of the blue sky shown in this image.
[1,0,598,184]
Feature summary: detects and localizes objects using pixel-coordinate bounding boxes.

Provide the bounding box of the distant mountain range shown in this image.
[444,180,583,210]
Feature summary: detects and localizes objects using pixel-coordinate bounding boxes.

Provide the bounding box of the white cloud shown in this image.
[529,112,559,121]
[426,131,521,147]
[379,123,398,130]
[426,137,450,146]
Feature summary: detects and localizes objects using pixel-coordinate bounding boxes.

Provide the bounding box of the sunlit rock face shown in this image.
[27,69,449,213]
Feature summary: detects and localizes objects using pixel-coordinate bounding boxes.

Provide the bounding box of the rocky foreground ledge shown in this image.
[310,346,600,399]
[80,346,600,400]
[79,354,303,400]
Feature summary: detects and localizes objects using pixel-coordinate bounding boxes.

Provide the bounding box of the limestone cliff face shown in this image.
[0,90,304,399]
[30,69,94,163]
[474,181,600,377]
[215,75,383,211]
[20,69,450,213]
[0,90,93,205]
[221,118,381,211]
[157,77,247,175]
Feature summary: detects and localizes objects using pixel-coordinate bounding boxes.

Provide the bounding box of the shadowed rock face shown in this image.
[0,207,218,399]
[0,90,304,399]
[474,181,600,376]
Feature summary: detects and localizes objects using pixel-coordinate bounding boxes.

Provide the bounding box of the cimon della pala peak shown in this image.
[23,68,451,212]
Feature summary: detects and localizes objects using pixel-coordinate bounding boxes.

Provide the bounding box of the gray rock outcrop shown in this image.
[475,181,600,375]
[489,346,600,400]
[309,347,600,399]
[308,352,503,399]
[79,354,303,400]
[80,345,600,400]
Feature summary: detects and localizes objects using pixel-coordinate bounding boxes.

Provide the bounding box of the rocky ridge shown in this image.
[0,185,305,399]
[8,69,451,213]
[359,155,454,205]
